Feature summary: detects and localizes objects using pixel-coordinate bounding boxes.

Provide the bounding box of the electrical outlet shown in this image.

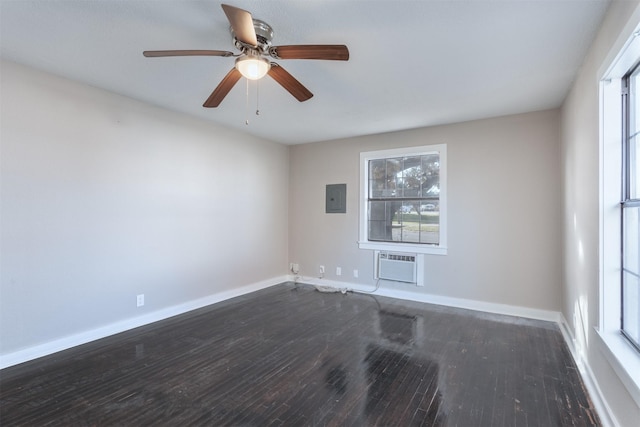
[336,267,342,276]
[353,269,359,278]
[319,265,325,275]
[290,263,299,274]
[136,294,144,307]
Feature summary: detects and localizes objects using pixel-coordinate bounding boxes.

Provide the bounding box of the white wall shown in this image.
[0,60,289,358]
[289,110,562,312]
[561,1,640,425]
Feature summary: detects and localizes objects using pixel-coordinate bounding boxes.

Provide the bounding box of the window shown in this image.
[359,145,447,255]
[598,24,640,404]
[622,65,640,351]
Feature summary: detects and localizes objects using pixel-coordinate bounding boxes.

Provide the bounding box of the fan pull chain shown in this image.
[245,78,249,125]
[256,79,260,116]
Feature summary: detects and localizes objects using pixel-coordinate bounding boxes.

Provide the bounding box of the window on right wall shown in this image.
[622,65,640,351]
[599,24,640,403]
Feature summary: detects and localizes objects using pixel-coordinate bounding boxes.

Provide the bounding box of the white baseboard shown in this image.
[558,315,618,427]
[293,276,560,322]
[0,276,286,370]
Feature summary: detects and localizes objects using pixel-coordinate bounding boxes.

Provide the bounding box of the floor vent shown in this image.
[376,251,418,284]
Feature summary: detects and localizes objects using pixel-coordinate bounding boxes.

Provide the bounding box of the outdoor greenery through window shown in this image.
[359,144,446,256]
[368,154,440,244]
[623,64,640,351]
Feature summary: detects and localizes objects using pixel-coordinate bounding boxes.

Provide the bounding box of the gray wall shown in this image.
[289,110,562,311]
[0,60,289,356]
[561,0,640,425]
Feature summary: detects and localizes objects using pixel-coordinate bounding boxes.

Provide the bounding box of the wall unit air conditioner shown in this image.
[376,251,419,284]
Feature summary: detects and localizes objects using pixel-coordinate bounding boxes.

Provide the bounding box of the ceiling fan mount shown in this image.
[143,4,349,108]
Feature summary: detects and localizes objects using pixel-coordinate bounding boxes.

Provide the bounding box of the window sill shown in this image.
[358,240,447,255]
[595,328,640,407]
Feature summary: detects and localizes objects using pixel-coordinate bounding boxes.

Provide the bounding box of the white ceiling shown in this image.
[0,0,609,145]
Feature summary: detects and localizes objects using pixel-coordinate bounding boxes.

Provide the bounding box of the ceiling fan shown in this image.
[143,3,349,108]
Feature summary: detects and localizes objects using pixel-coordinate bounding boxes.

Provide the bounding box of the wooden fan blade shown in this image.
[268,63,313,102]
[221,4,258,47]
[203,68,242,108]
[143,50,234,57]
[270,45,349,61]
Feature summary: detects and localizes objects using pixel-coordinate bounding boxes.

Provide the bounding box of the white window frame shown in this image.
[359,144,447,256]
[598,22,640,406]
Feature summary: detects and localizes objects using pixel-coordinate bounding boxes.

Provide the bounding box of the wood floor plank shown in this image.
[0,283,600,426]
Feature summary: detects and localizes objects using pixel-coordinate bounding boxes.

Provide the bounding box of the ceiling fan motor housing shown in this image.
[232,19,273,54]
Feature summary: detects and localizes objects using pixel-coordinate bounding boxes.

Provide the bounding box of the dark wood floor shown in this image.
[0,283,599,426]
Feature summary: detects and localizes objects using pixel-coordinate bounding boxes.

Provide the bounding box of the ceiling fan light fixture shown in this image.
[144,4,349,107]
[235,55,270,80]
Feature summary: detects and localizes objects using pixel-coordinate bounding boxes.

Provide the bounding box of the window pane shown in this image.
[369,159,388,198]
[369,220,388,241]
[421,154,440,197]
[419,206,440,245]
[395,201,416,243]
[368,201,396,240]
[622,205,639,349]
[631,67,640,198]
[622,270,640,348]
[631,134,639,199]
[386,158,401,197]
[624,206,639,274]
[631,68,640,137]
[368,201,392,221]
[402,157,422,197]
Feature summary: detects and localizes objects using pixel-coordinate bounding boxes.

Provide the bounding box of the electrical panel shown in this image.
[326,184,346,213]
